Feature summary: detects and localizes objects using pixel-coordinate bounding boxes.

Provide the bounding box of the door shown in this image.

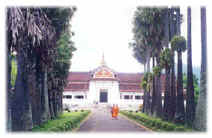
[100,91,108,103]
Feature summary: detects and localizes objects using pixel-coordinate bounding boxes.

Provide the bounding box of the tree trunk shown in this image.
[40,67,50,123]
[142,64,146,113]
[170,50,176,121]
[194,7,207,131]
[163,68,171,120]
[151,57,156,115]
[186,7,195,126]
[143,52,151,114]
[154,57,162,118]
[11,52,33,131]
[175,51,185,123]
[7,51,12,132]
[53,90,58,116]
[164,8,169,48]
[49,90,55,119]
[59,90,63,114]
[176,8,181,35]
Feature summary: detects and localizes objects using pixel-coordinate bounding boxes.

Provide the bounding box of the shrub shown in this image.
[32,111,90,132]
[175,126,186,132]
[155,120,163,129]
[164,123,176,131]
[120,111,190,132]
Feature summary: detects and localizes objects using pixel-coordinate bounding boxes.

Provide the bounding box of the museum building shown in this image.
[63,55,165,110]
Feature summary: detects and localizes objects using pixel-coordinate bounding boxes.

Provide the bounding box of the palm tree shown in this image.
[160,48,173,120]
[171,35,186,123]
[169,8,177,121]
[186,7,195,126]
[194,7,207,131]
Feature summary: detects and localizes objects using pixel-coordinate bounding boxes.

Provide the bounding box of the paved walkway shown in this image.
[77,106,148,132]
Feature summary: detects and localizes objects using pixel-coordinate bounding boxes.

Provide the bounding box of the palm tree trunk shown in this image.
[163,68,171,120]
[7,51,12,131]
[186,7,195,126]
[194,7,207,131]
[169,8,177,121]
[151,57,156,115]
[40,67,50,123]
[175,51,185,123]
[143,52,151,114]
[176,7,181,35]
[49,90,55,119]
[11,52,33,131]
[170,50,176,121]
[154,57,162,118]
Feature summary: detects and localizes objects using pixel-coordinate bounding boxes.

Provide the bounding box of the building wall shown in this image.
[63,91,89,110]
[63,80,144,110]
[89,80,119,105]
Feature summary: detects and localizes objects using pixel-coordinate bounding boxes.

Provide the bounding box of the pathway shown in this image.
[77,106,149,132]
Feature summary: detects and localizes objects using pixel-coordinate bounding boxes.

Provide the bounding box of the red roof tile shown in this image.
[117,73,143,83]
[64,71,167,92]
[64,83,89,92]
[67,72,90,82]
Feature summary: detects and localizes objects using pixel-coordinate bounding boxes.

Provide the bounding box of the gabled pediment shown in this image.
[94,67,115,78]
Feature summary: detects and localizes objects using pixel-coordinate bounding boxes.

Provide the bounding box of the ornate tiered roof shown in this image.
[64,71,166,92]
[64,54,165,92]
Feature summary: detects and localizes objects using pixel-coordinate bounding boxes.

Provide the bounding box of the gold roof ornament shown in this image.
[100,53,106,66]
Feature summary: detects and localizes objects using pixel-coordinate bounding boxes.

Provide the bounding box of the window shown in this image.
[124,95,133,100]
[63,95,72,99]
[135,95,142,100]
[75,95,84,99]
[124,95,130,99]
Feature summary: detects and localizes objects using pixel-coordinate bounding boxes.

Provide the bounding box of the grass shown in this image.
[120,110,193,132]
[32,110,90,132]
[11,58,17,87]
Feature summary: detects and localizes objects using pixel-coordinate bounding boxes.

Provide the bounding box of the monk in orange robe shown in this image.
[111,104,119,119]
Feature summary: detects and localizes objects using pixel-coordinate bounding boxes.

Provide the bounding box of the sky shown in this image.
[70,2,206,73]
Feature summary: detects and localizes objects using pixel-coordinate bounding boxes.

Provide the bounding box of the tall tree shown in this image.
[160,48,173,120]
[171,35,186,123]
[133,7,167,116]
[194,7,207,131]
[186,7,195,126]
[7,7,76,131]
[169,7,177,121]
[7,8,55,131]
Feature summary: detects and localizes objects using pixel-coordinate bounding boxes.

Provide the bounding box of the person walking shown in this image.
[114,104,119,120]
[111,104,119,120]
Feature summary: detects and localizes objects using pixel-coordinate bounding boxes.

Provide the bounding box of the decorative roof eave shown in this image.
[119,90,143,92]
[90,78,118,81]
[64,89,89,92]
[69,81,89,84]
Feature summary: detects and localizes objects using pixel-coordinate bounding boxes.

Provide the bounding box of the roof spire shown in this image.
[100,52,106,66]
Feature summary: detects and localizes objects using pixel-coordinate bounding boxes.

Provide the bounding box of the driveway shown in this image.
[77,106,149,132]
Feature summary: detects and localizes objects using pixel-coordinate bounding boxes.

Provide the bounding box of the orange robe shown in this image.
[112,106,119,118]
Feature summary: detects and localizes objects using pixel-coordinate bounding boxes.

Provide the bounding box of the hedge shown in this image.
[32,110,90,132]
[120,111,192,132]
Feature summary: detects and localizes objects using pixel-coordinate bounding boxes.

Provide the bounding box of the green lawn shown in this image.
[32,110,90,132]
[120,111,193,132]
[11,58,17,87]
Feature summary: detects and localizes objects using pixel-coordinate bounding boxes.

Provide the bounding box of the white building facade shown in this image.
[63,56,165,110]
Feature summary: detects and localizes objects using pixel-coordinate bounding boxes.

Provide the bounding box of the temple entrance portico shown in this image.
[63,54,154,111]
